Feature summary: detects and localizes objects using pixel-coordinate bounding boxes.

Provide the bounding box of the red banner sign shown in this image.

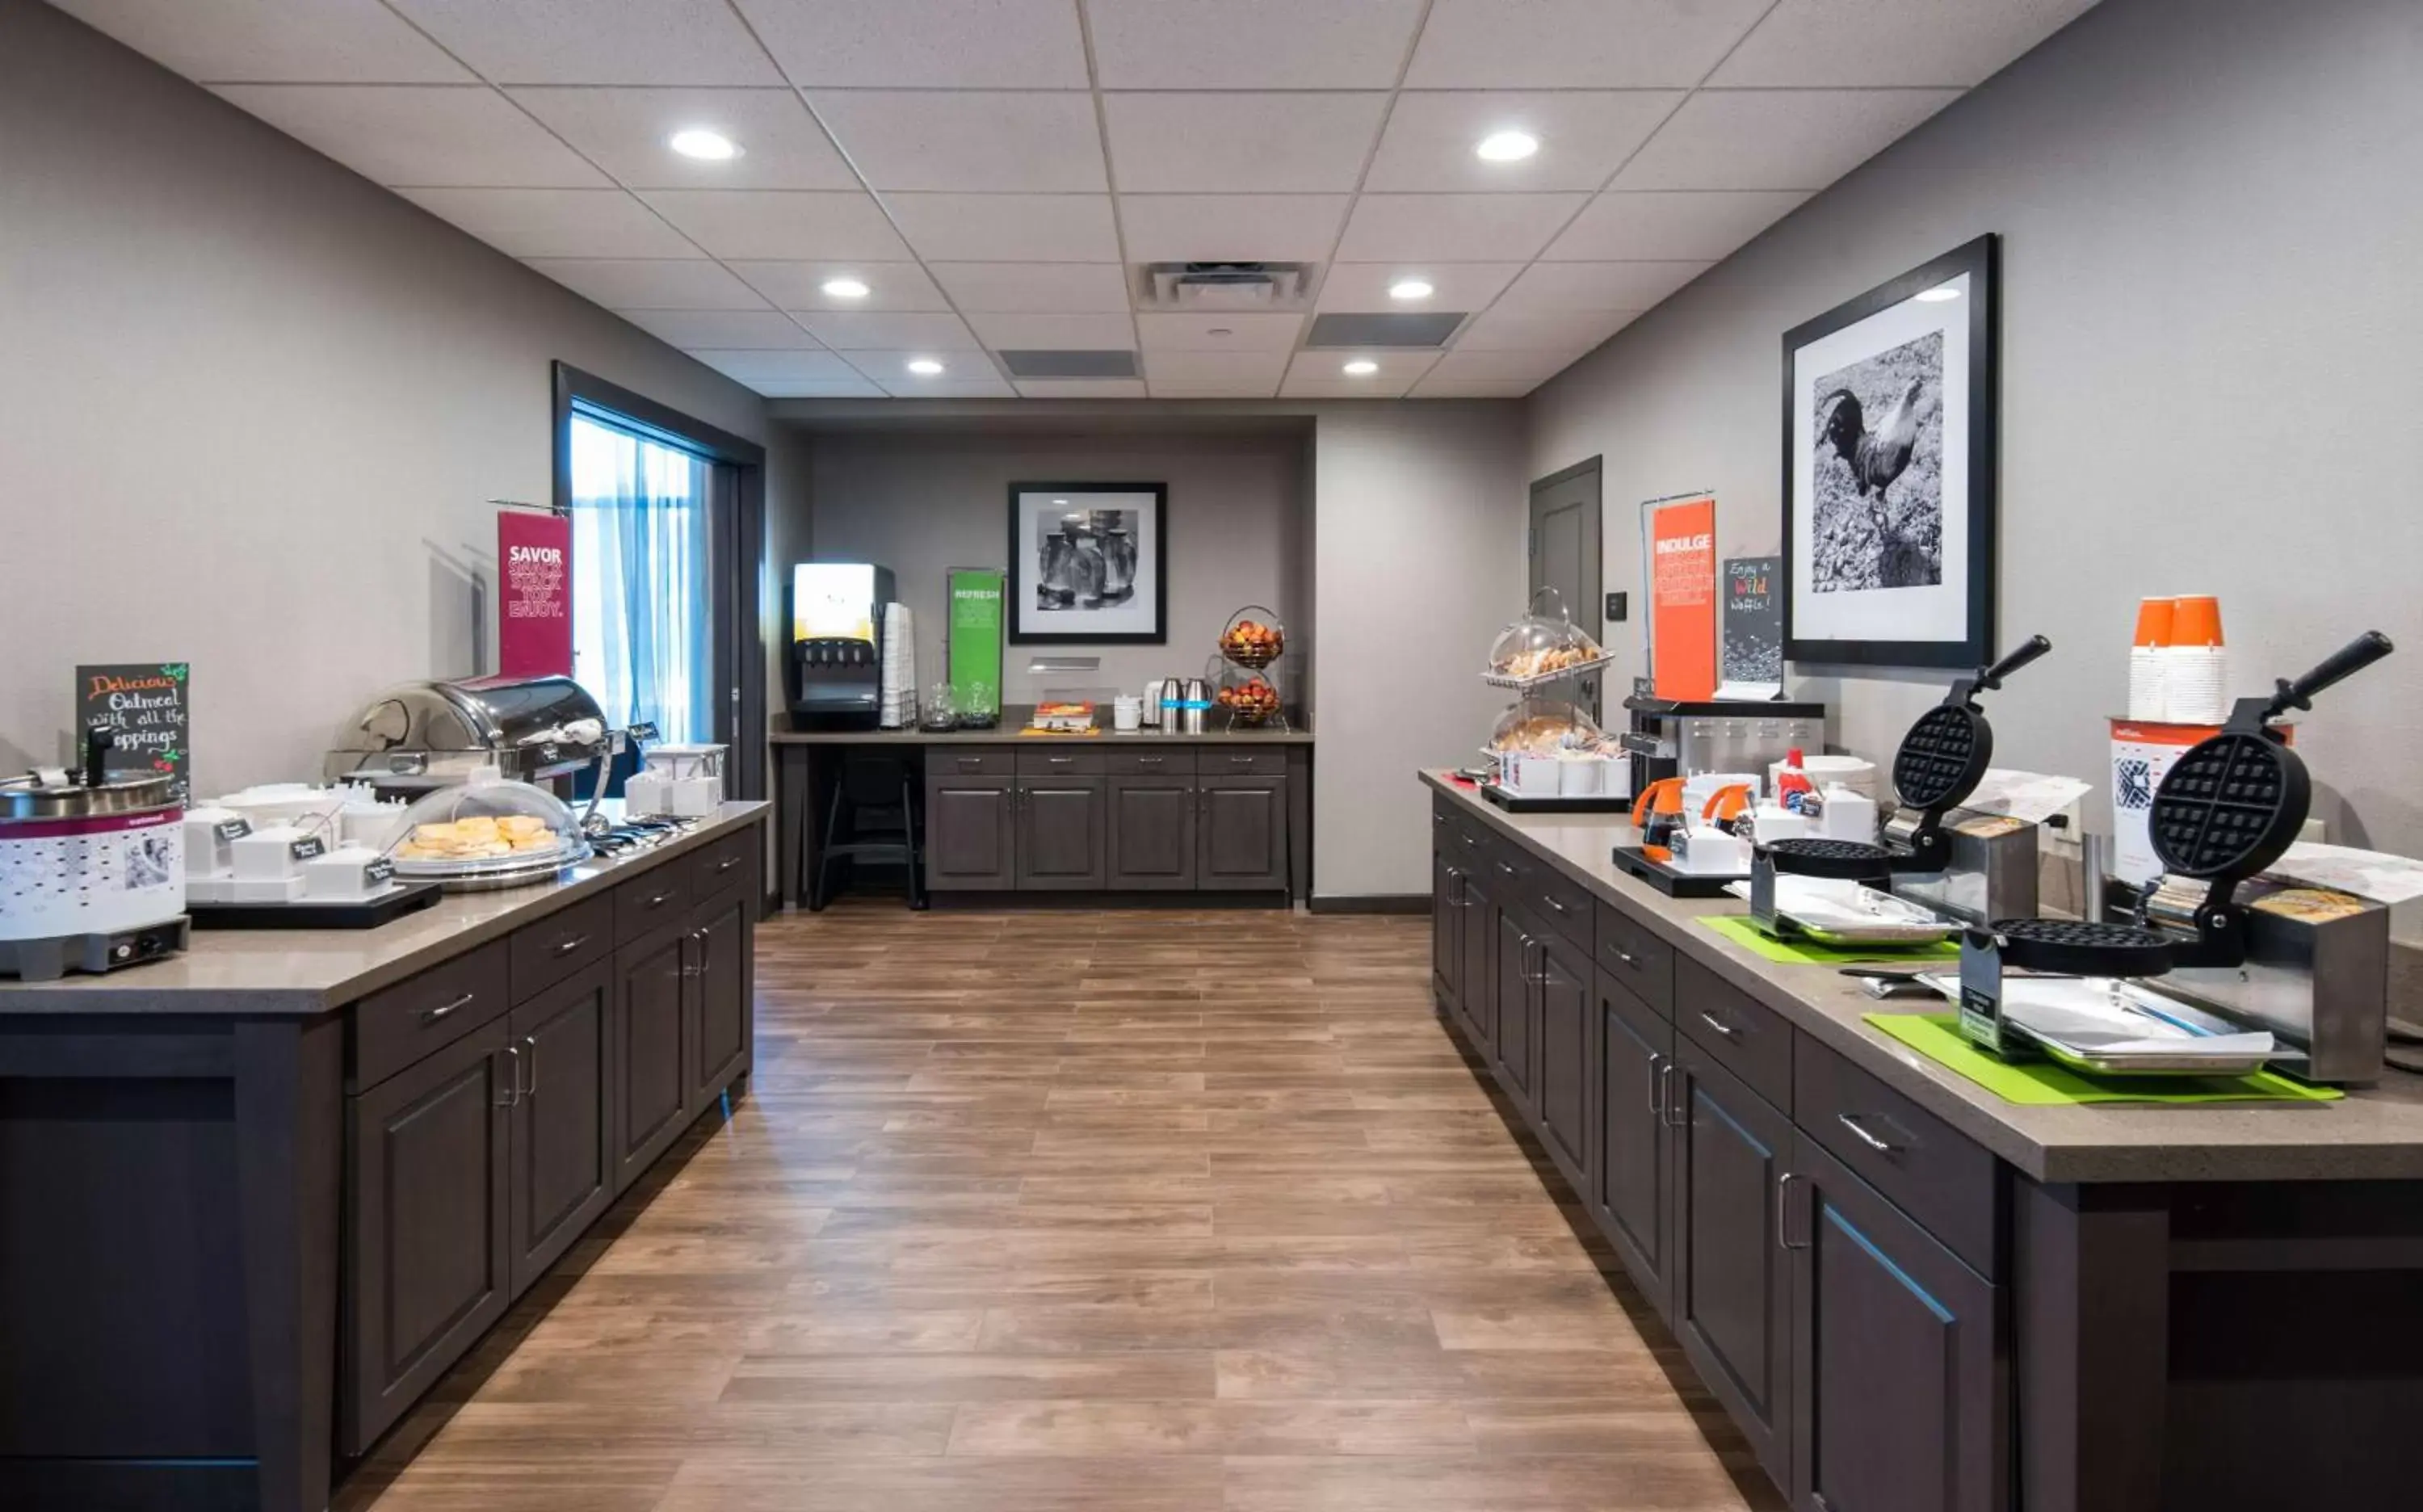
[1649,497,1718,701]
[498,510,572,678]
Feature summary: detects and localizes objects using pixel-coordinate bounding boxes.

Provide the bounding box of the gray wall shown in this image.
[0,0,767,793]
[1529,0,2423,860]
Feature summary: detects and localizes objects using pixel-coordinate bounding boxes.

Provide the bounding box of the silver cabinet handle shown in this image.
[715,855,741,873]
[1139,755,1165,765]
[1646,1052,1665,1118]
[521,1035,539,1097]
[497,1045,521,1108]
[642,888,674,909]
[1658,1062,1683,1128]
[956,755,982,768]
[549,933,590,957]
[1048,755,1075,764]
[1836,1113,1899,1155]
[423,990,476,1023]
[1697,1011,1738,1040]
[1543,894,1568,915]
[1608,945,1640,968]
[1778,1171,1808,1250]
[1229,754,1253,764]
[1496,860,1518,877]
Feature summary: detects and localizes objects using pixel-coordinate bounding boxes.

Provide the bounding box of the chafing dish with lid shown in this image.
[322,675,611,792]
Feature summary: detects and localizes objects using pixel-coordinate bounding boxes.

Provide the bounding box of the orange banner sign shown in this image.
[1649,497,1717,700]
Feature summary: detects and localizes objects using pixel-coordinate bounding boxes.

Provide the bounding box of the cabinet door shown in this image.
[611,928,690,1195]
[1535,930,1591,1185]
[1017,778,1107,889]
[925,778,1016,890]
[1789,1134,2005,1512]
[1672,1039,1794,1485]
[344,1021,511,1454]
[1431,855,1463,1013]
[1493,907,1539,1113]
[507,963,612,1298]
[688,892,752,1106]
[1594,973,1675,1321]
[1459,870,1497,1052]
[1198,776,1288,891]
[1108,775,1197,890]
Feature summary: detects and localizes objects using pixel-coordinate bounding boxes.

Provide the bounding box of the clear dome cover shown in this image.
[388,775,590,879]
[1486,587,1604,680]
[1487,698,1610,754]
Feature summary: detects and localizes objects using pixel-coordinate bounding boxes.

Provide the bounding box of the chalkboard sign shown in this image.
[76,662,191,802]
[1720,559,1783,688]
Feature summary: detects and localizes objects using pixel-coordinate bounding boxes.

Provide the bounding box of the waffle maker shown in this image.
[1958,630,2396,1072]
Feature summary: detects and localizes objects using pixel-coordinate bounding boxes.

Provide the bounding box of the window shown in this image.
[566,411,712,743]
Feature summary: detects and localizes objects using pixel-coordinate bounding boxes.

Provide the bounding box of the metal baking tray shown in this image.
[1915,972,2279,1076]
[1726,876,1960,947]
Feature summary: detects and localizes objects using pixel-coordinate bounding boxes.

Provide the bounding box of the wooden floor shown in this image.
[342,903,1780,1512]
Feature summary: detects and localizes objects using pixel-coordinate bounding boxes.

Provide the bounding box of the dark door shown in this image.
[1673,1037,1794,1484]
[1432,853,1464,1014]
[688,892,751,1105]
[1535,930,1591,1184]
[925,778,1016,890]
[1017,777,1106,889]
[506,963,612,1297]
[611,928,690,1194]
[1594,973,1675,1320]
[1530,457,1606,721]
[344,1020,511,1454]
[1789,1134,2004,1512]
[1108,775,1197,890]
[1459,867,1496,1051]
[1493,907,1539,1113]
[1198,776,1288,890]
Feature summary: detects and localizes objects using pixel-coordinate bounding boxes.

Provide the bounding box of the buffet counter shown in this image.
[1421,771,2423,1510]
[0,803,766,1512]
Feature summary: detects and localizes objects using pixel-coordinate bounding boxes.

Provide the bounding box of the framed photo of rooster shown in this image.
[1006,481,1169,645]
[1782,234,1998,669]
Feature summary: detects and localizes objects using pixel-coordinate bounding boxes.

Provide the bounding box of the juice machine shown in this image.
[786,561,893,731]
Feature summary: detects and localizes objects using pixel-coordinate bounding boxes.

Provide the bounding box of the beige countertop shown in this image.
[0,803,768,1017]
[1421,771,2423,1184]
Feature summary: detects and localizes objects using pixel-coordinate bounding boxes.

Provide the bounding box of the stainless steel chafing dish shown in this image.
[322,675,612,792]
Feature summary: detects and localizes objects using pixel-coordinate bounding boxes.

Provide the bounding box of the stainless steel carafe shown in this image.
[1180,678,1209,735]
[1157,678,1186,736]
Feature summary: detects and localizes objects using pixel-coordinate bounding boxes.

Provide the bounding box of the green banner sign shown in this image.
[947,567,1004,720]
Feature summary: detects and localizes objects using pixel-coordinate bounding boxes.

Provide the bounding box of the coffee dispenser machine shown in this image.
[786,562,893,730]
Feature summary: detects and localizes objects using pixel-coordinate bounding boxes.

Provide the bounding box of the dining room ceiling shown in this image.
[51,0,2099,400]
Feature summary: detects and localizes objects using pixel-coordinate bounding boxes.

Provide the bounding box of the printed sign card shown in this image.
[76,662,191,802]
[1716,555,1784,699]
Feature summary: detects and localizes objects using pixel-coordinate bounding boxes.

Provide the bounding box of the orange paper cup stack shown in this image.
[2163,595,2228,723]
[2127,597,2173,720]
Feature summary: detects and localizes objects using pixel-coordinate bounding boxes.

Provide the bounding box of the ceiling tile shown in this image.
[1133,313,1304,353]
[1365,91,1682,193]
[615,309,821,349]
[733,0,1089,87]
[384,0,781,85]
[1610,88,1964,191]
[1543,189,1808,261]
[927,262,1132,313]
[210,85,611,187]
[755,377,887,397]
[1405,0,1772,88]
[792,312,982,351]
[1117,195,1350,263]
[50,0,475,83]
[1014,380,1149,399]
[1452,306,1636,351]
[838,354,1019,397]
[1087,0,1427,88]
[728,260,951,312]
[393,187,696,258]
[688,348,866,383]
[964,312,1138,351]
[1142,350,1291,387]
[1282,349,1438,396]
[1493,258,1711,313]
[1149,384,1283,400]
[1314,262,1523,313]
[884,194,1121,262]
[1333,193,1585,262]
[636,190,910,260]
[506,88,856,191]
[1426,347,1583,383]
[1711,0,2099,87]
[1409,376,1539,397]
[810,91,1106,192]
[1103,94,1387,193]
[523,258,770,309]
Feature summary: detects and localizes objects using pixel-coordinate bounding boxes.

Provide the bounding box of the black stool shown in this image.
[812,754,926,910]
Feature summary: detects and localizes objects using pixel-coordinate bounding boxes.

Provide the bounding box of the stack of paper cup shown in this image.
[2127,597,2173,721]
[2162,595,2228,724]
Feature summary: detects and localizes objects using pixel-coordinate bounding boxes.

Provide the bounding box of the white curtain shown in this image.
[568,414,710,743]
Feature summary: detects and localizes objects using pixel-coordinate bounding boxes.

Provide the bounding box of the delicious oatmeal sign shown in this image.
[76,662,191,801]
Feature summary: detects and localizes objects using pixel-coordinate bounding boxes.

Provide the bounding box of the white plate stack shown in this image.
[879,603,915,729]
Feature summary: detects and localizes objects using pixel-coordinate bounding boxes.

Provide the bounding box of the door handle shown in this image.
[521,1035,539,1097]
[1543,894,1568,915]
[1138,755,1164,765]
[496,1045,521,1108]
[1646,1052,1665,1118]
[1658,1062,1683,1128]
[422,990,477,1024]
[1496,860,1518,877]
[1696,1011,1738,1040]
[1835,1113,1900,1155]
[715,855,741,873]
[641,888,674,910]
[1778,1171,1809,1250]
[1608,945,1639,968]
[549,933,590,958]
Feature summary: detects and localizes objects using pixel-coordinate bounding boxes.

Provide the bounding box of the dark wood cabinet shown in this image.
[1535,930,1591,1183]
[506,963,611,1298]
[1672,1036,1795,1485]
[1108,775,1197,890]
[610,927,690,1195]
[1493,907,1538,1111]
[1017,778,1107,889]
[343,1021,511,1454]
[1459,865,1497,1052]
[1432,852,1465,1014]
[924,777,1016,890]
[1594,972,1675,1321]
[1199,776,1288,891]
[687,891,751,1107]
[1789,1134,2005,1512]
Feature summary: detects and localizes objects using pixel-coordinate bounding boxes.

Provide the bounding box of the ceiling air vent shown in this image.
[1138,262,1314,311]
[1304,312,1467,349]
[997,350,1140,380]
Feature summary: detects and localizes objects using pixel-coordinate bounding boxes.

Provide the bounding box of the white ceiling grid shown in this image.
[51,0,2098,399]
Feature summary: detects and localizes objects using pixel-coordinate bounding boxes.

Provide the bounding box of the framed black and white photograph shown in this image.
[1782,234,1998,668]
[1006,481,1167,644]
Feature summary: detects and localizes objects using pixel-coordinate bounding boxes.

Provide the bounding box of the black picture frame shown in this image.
[1780,233,1999,670]
[1006,481,1170,645]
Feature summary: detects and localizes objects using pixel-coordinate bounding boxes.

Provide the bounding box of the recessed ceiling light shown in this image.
[1475,130,1539,163]
[1388,278,1435,301]
[1914,284,1963,303]
[821,276,871,300]
[668,128,741,162]
[905,358,945,376]
[1342,359,1379,376]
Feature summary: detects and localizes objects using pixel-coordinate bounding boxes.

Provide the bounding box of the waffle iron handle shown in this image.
[2262,631,2393,722]
[1976,634,2051,692]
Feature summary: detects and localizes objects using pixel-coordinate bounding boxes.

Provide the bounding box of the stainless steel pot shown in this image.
[1,727,187,968]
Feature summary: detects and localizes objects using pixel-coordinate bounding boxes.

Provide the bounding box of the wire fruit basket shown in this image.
[1218,605,1287,670]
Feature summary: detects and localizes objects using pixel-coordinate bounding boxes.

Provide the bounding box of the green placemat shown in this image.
[1863,1013,2341,1106]
[1700,914,1961,966]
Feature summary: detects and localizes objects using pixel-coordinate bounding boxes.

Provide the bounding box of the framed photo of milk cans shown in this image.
[1783,234,1999,670]
[1006,482,1168,645]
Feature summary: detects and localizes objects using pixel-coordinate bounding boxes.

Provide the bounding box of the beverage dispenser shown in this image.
[786,562,894,730]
